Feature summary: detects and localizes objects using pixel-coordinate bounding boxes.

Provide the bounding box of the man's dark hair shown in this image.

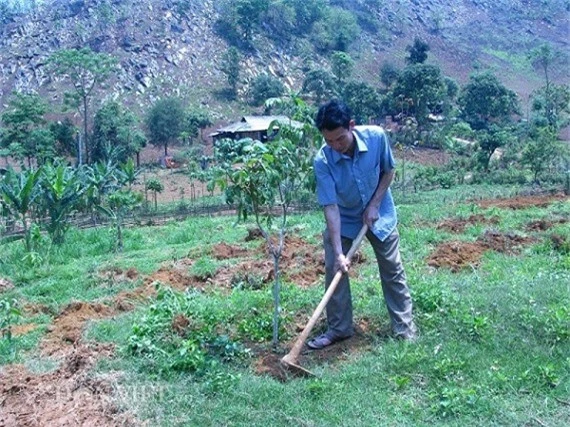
[315,99,353,131]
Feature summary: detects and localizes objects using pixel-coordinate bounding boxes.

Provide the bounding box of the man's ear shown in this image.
[348,119,356,130]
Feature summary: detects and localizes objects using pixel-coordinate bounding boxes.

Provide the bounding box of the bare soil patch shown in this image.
[427,230,536,272]
[525,218,568,232]
[437,214,500,233]
[0,343,133,427]
[476,194,568,210]
[253,318,378,382]
[9,323,38,337]
[42,302,116,356]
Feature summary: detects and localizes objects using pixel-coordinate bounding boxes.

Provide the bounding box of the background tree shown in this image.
[529,43,562,127]
[0,92,50,167]
[249,74,285,106]
[262,1,295,43]
[302,69,337,103]
[380,62,400,88]
[406,38,430,64]
[184,107,213,145]
[92,101,145,164]
[310,7,359,52]
[343,81,382,125]
[530,84,570,130]
[521,127,562,183]
[284,0,326,35]
[331,51,354,88]
[146,177,164,210]
[49,118,77,159]
[48,47,118,164]
[220,47,240,99]
[392,64,447,126]
[145,97,185,157]
[458,71,520,131]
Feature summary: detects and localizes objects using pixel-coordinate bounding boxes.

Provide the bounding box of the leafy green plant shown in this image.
[429,385,478,417]
[210,116,319,347]
[191,257,218,280]
[0,167,41,251]
[0,298,21,343]
[96,190,143,251]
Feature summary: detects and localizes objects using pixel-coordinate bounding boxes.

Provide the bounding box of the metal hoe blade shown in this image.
[280,354,315,377]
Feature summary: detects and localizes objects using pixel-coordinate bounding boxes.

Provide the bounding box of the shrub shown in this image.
[249,74,285,106]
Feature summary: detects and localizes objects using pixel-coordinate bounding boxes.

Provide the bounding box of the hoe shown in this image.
[281,225,368,377]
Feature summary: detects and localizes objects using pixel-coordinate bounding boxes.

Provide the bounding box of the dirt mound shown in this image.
[526,218,568,231]
[476,194,567,210]
[42,302,116,356]
[437,214,499,233]
[479,230,535,254]
[427,230,536,272]
[212,243,250,260]
[244,228,264,241]
[427,241,489,273]
[0,277,15,292]
[0,342,133,427]
[98,267,139,283]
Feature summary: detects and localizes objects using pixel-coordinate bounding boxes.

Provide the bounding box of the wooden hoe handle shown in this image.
[283,224,368,364]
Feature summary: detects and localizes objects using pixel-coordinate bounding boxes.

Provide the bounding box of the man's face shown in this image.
[321,121,355,155]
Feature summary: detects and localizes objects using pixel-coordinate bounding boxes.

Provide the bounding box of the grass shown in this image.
[0,183,569,425]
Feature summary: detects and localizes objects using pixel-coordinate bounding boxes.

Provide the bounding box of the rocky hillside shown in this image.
[0,0,568,120]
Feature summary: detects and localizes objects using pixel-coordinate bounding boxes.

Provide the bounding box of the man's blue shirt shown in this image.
[314,126,397,241]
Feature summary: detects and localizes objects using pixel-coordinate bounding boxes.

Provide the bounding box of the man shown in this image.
[308,99,416,350]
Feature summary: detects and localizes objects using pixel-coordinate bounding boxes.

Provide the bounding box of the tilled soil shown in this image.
[427,230,536,272]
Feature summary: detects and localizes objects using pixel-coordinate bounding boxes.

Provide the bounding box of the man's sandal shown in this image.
[306,333,351,350]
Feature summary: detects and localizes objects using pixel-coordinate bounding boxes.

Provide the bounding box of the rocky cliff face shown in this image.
[0,0,568,118]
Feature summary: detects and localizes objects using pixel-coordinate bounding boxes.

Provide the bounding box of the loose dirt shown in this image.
[427,230,536,272]
[476,194,568,210]
[437,214,500,233]
[0,343,133,427]
[525,218,568,232]
[9,324,38,337]
[41,302,116,357]
[254,318,379,382]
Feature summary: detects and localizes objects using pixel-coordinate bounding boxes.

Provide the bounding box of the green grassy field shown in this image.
[1,184,569,426]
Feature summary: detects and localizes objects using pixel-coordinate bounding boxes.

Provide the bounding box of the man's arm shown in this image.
[362,168,395,228]
[324,204,351,273]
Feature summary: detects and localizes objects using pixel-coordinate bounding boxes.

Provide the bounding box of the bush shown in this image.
[249,74,285,106]
[483,167,528,185]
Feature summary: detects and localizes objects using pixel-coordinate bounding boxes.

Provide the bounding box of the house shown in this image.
[210,115,302,144]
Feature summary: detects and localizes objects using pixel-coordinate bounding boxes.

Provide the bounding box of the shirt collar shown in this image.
[331,130,369,163]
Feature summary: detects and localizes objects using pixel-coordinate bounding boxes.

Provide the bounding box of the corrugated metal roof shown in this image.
[211,115,302,136]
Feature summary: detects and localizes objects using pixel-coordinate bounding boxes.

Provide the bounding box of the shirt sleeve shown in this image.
[314,154,338,206]
[378,128,396,172]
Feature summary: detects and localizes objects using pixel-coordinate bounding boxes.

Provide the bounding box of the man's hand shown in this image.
[363,204,379,228]
[335,253,351,273]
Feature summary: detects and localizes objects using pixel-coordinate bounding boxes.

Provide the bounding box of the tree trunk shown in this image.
[271,254,281,348]
[83,96,89,164]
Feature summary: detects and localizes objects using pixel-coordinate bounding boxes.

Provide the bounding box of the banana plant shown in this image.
[96,190,142,251]
[39,163,85,245]
[117,158,140,189]
[0,167,41,251]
